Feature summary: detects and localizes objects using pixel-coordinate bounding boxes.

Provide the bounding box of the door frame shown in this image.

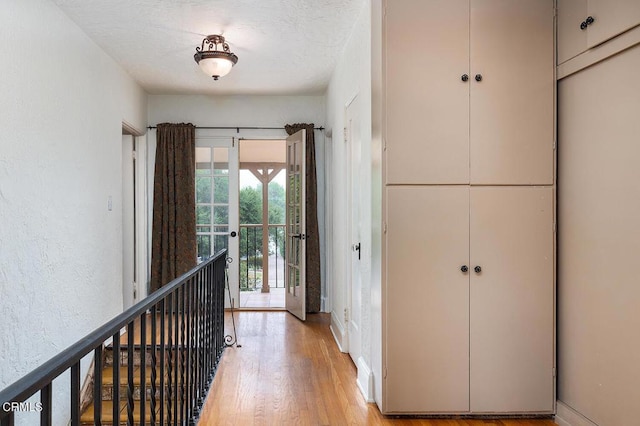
[122,123,148,310]
[346,92,362,362]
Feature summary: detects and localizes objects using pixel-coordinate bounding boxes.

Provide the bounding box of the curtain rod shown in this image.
[147,125,324,132]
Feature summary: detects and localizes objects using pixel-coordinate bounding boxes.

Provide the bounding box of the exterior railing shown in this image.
[239,224,285,291]
[0,250,227,426]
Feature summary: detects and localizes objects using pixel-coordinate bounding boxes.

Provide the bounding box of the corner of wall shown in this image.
[555,401,599,426]
[356,357,375,403]
[329,311,348,353]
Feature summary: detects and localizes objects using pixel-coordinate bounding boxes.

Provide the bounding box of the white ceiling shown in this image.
[51,0,365,95]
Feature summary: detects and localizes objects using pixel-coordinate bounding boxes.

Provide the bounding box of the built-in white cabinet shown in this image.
[558,0,640,64]
[384,186,554,414]
[381,0,555,416]
[385,0,554,186]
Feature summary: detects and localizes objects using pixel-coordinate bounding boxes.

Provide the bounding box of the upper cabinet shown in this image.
[469,0,554,185]
[385,0,554,186]
[385,0,470,185]
[558,0,640,64]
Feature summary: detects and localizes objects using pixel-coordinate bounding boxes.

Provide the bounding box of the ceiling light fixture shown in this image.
[194,35,238,80]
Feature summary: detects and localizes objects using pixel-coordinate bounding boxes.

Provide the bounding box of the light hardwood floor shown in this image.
[197,312,557,426]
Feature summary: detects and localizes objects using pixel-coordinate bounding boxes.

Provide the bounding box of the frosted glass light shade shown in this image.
[198,56,234,79]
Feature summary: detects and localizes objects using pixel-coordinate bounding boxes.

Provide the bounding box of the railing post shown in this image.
[173,289,180,425]
[140,313,146,425]
[93,345,103,426]
[70,361,80,426]
[160,298,167,426]
[126,322,135,426]
[150,305,157,426]
[112,332,120,426]
[40,383,52,426]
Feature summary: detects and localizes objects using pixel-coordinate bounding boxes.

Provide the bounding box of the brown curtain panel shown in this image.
[149,123,197,292]
[285,123,321,313]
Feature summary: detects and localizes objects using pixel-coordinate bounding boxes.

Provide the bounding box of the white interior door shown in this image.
[285,130,306,321]
[347,95,362,365]
[195,136,239,309]
[122,135,136,309]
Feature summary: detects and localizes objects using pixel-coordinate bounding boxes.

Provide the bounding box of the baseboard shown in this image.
[356,357,375,403]
[321,296,329,313]
[555,401,599,426]
[329,311,347,353]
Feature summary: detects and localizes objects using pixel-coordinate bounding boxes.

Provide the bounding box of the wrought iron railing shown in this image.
[239,224,285,291]
[0,250,227,426]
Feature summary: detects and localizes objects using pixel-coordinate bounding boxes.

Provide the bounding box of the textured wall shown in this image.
[324,0,374,401]
[0,0,147,424]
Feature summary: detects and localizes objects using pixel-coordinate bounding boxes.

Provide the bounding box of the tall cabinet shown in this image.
[381,0,555,415]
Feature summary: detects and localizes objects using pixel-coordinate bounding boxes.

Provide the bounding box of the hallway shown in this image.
[198,312,556,425]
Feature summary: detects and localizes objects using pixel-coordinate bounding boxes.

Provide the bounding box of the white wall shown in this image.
[324,0,375,401]
[147,95,327,304]
[0,0,147,424]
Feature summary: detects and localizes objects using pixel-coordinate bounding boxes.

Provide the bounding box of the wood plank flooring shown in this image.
[198,312,557,426]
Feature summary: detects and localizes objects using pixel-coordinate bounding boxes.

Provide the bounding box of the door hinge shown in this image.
[344,127,348,143]
[383,222,387,234]
[553,222,557,232]
[344,307,349,323]
[383,366,387,379]
[553,367,556,377]
[553,140,556,150]
[133,281,137,299]
[132,150,137,160]
[232,138,235,147]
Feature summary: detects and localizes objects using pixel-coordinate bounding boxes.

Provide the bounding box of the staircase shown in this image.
[80,344,164,425]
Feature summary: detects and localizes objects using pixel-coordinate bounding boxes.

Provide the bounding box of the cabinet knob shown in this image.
[461,265,468,273]
[474,266,482,273]
[461,74,469,82]
[580,16,595,30]
[475,74,483,82]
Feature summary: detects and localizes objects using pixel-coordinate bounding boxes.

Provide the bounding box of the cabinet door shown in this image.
[587,0,640,48]
[385,186,469,413]
[470,0,554,185]
[385,0,470,185]
[469,187,554,413]
[557,0,588,64]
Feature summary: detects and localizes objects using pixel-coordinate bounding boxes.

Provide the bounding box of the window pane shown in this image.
[214,234,229,253]
[214,206,229,225]
[196,176,212,203]
[196,225,211,233]
[213,148,229,175]
[196,147,212,173]
[197,235,211,259]
[197,205,211,225]
[214,176,229,203]
[214,225,228,233]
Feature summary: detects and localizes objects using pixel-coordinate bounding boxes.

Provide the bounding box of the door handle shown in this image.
[352,243,361,260]
[291,233,306,240]
[230,231,237,237]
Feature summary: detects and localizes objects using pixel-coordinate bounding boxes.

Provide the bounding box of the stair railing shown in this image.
[0,249,227,426]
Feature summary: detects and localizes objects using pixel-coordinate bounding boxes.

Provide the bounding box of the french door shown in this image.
[195,136,239,308]
[285,130,306,320]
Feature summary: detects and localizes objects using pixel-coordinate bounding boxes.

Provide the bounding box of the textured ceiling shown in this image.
[51,0,365,95]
